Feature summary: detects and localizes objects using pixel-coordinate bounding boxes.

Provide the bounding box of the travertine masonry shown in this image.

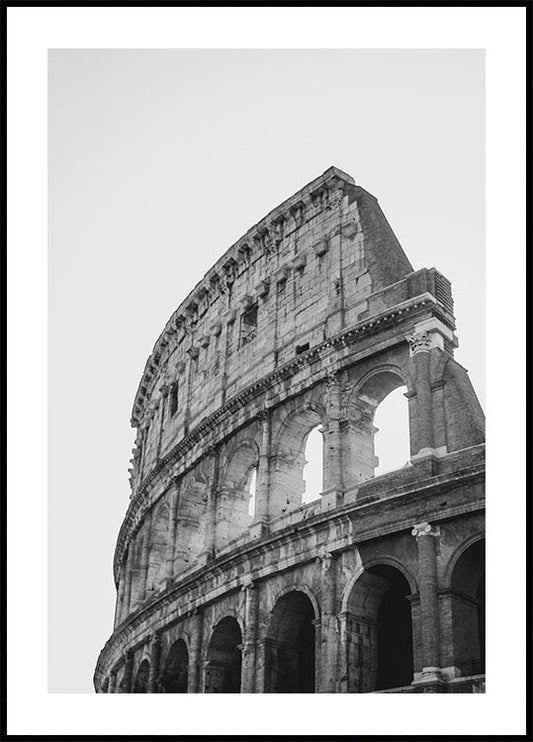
[96,167,485,694]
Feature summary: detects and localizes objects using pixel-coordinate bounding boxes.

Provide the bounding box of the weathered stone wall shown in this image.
[97,168,485,694]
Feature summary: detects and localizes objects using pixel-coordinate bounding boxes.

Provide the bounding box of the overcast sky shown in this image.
[48,49,484,693]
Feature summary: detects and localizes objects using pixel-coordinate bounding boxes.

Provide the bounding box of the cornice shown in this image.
[131,167,356,421]
[115,292,450,579]
[97,449,484,686]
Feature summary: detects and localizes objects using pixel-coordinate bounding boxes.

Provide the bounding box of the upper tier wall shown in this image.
[128,168,454,492]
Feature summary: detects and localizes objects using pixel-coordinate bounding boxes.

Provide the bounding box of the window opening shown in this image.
[373,386,409,475]
[247,467,257,518]
[302,426,323,504]
[169,382,179,417]
[240,304,258,346]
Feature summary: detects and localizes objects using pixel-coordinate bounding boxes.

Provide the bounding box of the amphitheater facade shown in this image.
[94,167,485,694]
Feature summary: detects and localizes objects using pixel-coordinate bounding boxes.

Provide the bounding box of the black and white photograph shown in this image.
[5,4,528,738]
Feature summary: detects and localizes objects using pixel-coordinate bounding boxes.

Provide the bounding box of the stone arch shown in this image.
[129,529,146,608]
[204,616,243,693]
[216,440,259,548]
[268,582,321,622]
[270,404,327,515]
[161,637,189,693]
[344,366,413,484]
[340,556,418,614]
[343,563,414,692]
[204,607,245,647]
[132,658,150,693]
[174,472,209,573]
[264,589,318,693]
[443,531,485,589]
[448,536,485,676]
[146,499,169,595]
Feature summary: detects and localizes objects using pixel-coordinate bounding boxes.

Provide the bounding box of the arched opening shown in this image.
[346,371,410,485]
[204,617,242,693]
[161,638,189,693]
[132,658,150,693]
[450,538,485,676]
[265,591,316,693]
[217,441,259,548]
[302,426,324,504]
[146,501,169,595]
[272,408,324,515]
[345,565,414,692]
[373,386,409,476]
[247,466,257,517]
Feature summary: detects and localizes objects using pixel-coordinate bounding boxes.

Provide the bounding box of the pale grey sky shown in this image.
[48,49,484,692]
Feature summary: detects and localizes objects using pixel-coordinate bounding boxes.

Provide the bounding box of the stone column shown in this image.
[114,560,126,627]
[252,409,270,536]
[188,611,204,692]
[241,581,259,692]
[202,448,219,561]
[139,509,153,603]
[325,179,345,337]
[157,385,169,458]
[323,373,343,505]
[312,618,322,692]
[408,331,434,454]
[119,650,134,693]
[107,672,116,693]
[139,424,148,483]
[184,342,198,436]
[412,521,443,685]
[164,478,180,584]
[319,550,337,692]
[123,540,135,617]
[148,632,162,693]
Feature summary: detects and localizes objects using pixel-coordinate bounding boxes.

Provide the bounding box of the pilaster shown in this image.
[241,581,259,692]
[187,610,204,693]
[411,521,446,690]
[147,632,162,693]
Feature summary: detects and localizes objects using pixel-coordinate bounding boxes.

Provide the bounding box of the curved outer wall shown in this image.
[95,167,485,694]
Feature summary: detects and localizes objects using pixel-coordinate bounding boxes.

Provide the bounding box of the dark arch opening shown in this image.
[345,564,413,692]
[204,617,242,693]
[132,658,150,693]
[450,538,485,675]
[161,638,189,693]
[372,565,413,690]
[265,590,316,693]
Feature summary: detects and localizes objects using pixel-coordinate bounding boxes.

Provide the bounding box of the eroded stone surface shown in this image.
[95,168,485,694]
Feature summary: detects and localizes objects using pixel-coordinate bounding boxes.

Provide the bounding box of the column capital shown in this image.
[411,521,440,538]
[241,579,255,592]
[316,545,334,568]
[407,330,431,355]
[150,630,163,645]
[325,369,341,387]
[168,474,180,489]
[257,407,269,422]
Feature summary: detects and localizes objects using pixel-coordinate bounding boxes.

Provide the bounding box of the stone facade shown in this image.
[94,167,485,694]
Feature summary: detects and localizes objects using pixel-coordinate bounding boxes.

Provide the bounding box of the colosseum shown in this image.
[94,166,485,694]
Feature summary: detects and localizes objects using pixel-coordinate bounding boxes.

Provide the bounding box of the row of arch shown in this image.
[127,538,484,693]
[119,372,412,621]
